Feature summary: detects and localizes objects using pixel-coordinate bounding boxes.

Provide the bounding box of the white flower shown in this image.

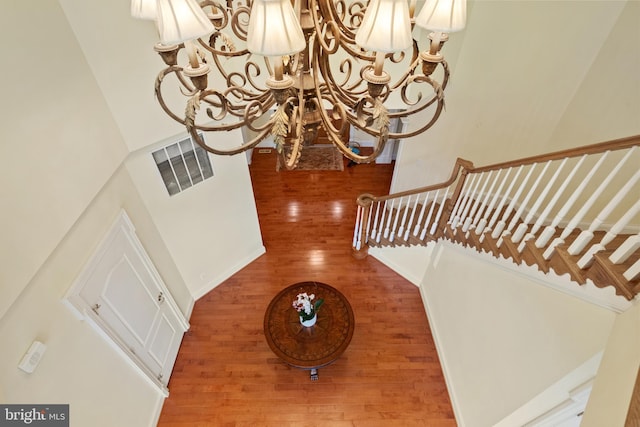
[293,292,315,315]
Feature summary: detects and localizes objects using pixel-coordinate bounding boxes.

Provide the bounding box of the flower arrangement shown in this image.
[292,292,324,321]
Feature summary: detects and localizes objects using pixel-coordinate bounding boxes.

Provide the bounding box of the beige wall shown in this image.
[548,0,640,147]
[59,0,266,298]
[0,166,189,426]
[0,2,261,425]
[392,0,639,193]
[582,300,640,426]
[0,2,129,320]
[58,0,187,152]
[420,243,616,426]
[124,131,265,298]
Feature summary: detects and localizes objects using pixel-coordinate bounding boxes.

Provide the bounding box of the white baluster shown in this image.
[623,259,640,282]
[539,152,609,257]
[370,201,382,241]
[610,234,640,264]
[389,197,404,242]
[577,198,640,268]
[398,196,412,241]
[421,191,439,240]
[516,157,572,251]
[404,194,421,241]
[430,189,451,236]
[377,200,389,243]
[353,205,362,250]
[457,173,483,232]
[429,188,449,236]
[568,167,640,255]
[448,175,473,224]
[469,170,501,236]
[544,147,636,257]
[413,192,430,237]
[513,159,567,249]
[481,166,521,242]
[383,199,396,240]
[498,161,551,246]
[492,164,536,240]
[364,203,373,244]
[462,171,494,233]
[451,174,478,229]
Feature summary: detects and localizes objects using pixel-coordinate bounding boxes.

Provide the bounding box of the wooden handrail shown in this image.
[470,135,640,173]
[356,158,474,207]
[353,135,640,300]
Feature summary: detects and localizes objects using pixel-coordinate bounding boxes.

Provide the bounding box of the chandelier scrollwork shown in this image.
[132,0,466,169]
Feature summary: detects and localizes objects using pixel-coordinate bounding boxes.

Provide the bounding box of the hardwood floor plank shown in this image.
[157,151,455,426]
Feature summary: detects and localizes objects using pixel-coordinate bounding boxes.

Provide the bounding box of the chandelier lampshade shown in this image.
[131,0,156,20]
[415,0,467,32]
[355,0,413,53]
[247,0,305,56]
[133,0,467,170]
[156,0,215,45]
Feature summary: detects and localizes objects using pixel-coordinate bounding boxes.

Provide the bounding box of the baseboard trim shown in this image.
[419,265,466,427]
[192,245,266,300]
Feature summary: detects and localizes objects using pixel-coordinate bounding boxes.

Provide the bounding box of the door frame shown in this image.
[64,210,189,396]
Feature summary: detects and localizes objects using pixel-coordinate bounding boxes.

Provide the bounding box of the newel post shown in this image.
[352,194,375,259]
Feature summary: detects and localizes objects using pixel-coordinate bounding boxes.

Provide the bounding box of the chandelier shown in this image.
[131,0,466,169]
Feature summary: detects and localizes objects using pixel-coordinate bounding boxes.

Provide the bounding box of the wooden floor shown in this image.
[157,149,456,427]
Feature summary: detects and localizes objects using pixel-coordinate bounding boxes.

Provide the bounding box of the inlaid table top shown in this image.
[263,281,355,370]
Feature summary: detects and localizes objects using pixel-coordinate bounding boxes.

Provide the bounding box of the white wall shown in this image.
[58,0,187,152]
[125,131,265,298]
[0,2,129,320]
[548,0,640,147]
[370,245,433,286]
[420,242,616,426]
[392,0,638,193]
[0,166,190,426]
[0,2,253,424]
[581,299,640,426]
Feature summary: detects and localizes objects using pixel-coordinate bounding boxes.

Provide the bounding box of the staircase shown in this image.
[352,135,640,301]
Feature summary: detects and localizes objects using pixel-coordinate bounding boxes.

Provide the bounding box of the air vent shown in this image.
[152,134,214,196]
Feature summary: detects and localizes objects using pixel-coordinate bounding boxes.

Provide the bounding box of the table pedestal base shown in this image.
[310,368,318,381]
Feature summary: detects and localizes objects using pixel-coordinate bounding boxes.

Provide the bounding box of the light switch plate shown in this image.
[18,341,47,373]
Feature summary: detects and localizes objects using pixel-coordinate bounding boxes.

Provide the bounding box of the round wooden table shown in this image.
[264,281,355,380]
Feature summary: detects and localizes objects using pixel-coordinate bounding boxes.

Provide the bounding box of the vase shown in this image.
[300,313,317,327]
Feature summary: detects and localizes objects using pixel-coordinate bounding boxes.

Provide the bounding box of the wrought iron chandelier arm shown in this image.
[311,38,365,108]
[386,43,421,91]
[316,0,366,44]
[276,89,305,170]
[155,66,198,126]
[312,92,388,163]
[385,74,447,139]
[197,87,274,125]
[186,93,274,155]
[199,0,251,44]
[309,0,341,55]
[189,123,272,156]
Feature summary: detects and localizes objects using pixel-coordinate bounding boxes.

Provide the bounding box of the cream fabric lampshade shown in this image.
[157,0,215,45]
[131,0,157,20]
[355,0,412,53]
[247,0,305,56]
[415,0,467,32]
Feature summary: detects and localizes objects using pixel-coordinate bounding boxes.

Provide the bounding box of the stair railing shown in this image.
[352,158,473,258]
[353,135,640,300]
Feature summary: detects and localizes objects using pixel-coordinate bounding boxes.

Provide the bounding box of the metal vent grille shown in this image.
[152,134,214,196]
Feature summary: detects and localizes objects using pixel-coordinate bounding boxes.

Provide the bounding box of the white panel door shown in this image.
[67,211,188,392]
